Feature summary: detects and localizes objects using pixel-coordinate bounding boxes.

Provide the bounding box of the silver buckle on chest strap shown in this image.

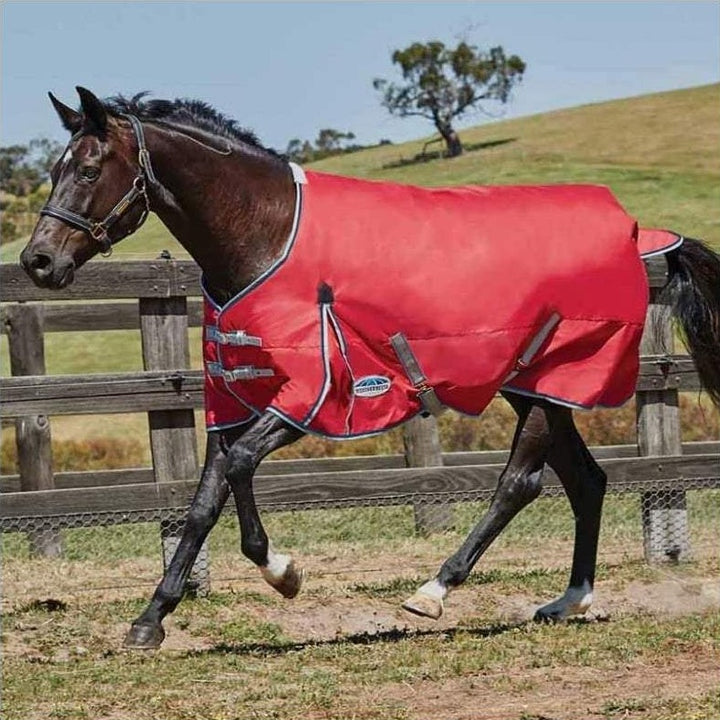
[390,332,445,417]
[206,361,274,382]
[206,325,262,347]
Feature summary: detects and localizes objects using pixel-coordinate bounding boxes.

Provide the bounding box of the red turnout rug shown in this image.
[203,169,681,437]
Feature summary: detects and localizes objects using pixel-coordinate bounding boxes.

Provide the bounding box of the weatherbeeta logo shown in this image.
[353,375,391,398]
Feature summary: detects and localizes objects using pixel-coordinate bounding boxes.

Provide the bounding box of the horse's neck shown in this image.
[145,126,295,303]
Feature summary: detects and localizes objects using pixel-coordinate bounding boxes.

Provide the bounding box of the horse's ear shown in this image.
[76,86,107,135]
[49,92,82,133]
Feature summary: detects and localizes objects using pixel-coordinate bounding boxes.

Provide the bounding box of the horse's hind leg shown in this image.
[403,397,552,619]
[534,406,606,621]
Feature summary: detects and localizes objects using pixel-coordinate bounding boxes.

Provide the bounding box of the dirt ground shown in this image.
[4,551,719,720]
[123,572,718,719]
[357,651,720,720]
[138,568,719,647]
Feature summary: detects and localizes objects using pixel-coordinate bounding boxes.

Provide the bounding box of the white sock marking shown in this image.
[417,579,449,601]
[540,579,593,617]
[260,547,291,583]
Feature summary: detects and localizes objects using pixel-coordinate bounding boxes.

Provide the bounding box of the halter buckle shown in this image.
[90,223,108,241]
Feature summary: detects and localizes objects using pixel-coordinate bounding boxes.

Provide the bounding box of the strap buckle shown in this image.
[206,361,274,382]
[90,223,108,241]
[390,332,445,417]
[206,326,262,347]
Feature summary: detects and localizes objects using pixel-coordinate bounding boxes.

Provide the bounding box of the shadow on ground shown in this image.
[180,615,604,659]
[382,137,517,169]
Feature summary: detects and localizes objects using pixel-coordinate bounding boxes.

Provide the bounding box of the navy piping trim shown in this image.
[639,233,684,259]
[243,381,633,440]
[326,306,356,434]
[220,376,263,419]
[201,174,304,312]
[501,384,633,411]
[302,304,332,425]
[266,406,425,441]
[206,416,256,432]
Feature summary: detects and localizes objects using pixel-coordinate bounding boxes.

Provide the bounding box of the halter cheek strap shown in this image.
[39,114,155,256]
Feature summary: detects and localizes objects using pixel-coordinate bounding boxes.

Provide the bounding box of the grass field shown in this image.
[3,527,719,720]
[3,574,720,720]
[3,489,720,720]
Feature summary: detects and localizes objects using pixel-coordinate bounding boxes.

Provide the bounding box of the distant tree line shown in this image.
[1,138,62,195]
[1,138,63,244]
[285,128,391,164]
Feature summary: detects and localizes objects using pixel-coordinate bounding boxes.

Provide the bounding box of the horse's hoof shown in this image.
[266,560,304,599]
[123,622,165,650]
[533,608,562,623]
[534,600,591,623]
[534,585,593,623]
[402,591,443,620]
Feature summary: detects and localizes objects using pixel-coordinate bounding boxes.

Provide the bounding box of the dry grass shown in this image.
[2,555,718,720]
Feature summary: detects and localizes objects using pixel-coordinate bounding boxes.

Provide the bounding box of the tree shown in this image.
[0,145,40,196]
[0,137,63,196]
[285,138,315,164]
[315,128,356,155]
[1,137,62,244]
[285,129,359,163]
[374,40,525,157]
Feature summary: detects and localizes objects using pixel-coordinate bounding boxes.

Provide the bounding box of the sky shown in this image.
[2,1,719,153]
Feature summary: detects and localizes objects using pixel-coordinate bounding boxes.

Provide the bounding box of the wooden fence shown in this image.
[1,256,718,582]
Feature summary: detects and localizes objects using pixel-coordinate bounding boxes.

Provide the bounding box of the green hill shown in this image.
[311,83,720,249]
[2,83,718,265]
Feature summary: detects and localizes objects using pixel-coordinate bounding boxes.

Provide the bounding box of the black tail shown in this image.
[659,237,720,408]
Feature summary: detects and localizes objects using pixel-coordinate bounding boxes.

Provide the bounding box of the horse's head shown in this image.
[20,87,150,289]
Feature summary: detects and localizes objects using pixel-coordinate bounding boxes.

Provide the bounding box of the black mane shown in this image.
[103,93,281,157]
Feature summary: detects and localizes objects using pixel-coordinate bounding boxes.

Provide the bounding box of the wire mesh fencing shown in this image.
[2,479,718,608]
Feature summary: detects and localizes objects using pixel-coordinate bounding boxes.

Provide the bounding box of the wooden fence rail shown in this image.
[1,255,717,580]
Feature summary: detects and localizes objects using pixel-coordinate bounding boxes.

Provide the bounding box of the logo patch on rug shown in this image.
[354,375,391,398]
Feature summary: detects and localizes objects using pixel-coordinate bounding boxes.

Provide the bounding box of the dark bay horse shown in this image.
[21,88,720,649]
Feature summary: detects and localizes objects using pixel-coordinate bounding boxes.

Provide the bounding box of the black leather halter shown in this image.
[40,115,156,256]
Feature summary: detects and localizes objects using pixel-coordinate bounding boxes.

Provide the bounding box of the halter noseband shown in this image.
[40,115,155,257]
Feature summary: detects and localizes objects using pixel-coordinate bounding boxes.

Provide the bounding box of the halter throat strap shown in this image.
[39,114,155,256]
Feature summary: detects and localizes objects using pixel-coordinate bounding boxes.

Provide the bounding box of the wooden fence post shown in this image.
[403,414,453,535]
[4,303,62,557]
[636,287,690,562]
[139,275,207,595]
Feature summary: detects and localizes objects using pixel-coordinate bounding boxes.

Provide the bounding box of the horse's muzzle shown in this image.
[20,246,75,289]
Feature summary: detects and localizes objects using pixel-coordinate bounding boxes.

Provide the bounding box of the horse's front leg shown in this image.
[124,430,235,649]
[223,412,305,597]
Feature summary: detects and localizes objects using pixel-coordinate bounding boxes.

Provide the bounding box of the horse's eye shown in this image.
[81,166,100,181]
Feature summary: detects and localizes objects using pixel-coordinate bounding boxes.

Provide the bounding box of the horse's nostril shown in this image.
[30,253,53,271]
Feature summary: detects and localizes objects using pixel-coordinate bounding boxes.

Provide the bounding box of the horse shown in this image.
[20,87,720,650]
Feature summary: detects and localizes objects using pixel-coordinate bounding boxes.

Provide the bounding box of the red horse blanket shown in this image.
[203,168,681,437]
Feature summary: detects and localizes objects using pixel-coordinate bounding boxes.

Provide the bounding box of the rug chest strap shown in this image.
[390,333,445,417]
